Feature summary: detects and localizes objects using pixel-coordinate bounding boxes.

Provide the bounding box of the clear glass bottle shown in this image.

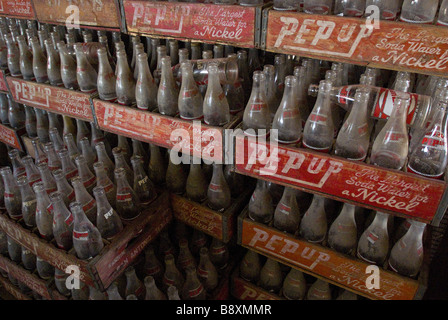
[95,142,115,182]
[75,155,96,195]
[113,146,133,186]
[44,142,62,172]
[400,0,438,24]
[163,253,185,291]
[357,211,390,265]
[243,71,271,136]
[8,148,26,179]
[328,203,358,255]
[6,235,22,262]
[17,34,34,80]
[57,41,78,90]
[35,108,49,144]
[144,276,166,300]
[33,181,53,240]
[17,175,37,228]
[299,195,327,244]
[64,133,80,162]
[74,43,97,93]
[182,266,206,300]
[107,282,123,300]
[45,39,62,87]
[5,33,21,77]
[438,0,448,26]
[53,168,75,207]
[58,148,78,181]
[178,61,203,120]
[259,258,283,293]
[93,185,123,241]
[79,137,96,173]
[203,63,230,126]
[7,95,25,130]
[307,278,332,300]
[197,247,219,292]
[0,94,10,125]
[1,166,22,220]
[51,191,74,250]
[157,56,179,116]
[115,49,136,106]
[185,159,208,203]
[75,119,90,150]
[165,152,187,195]
[22,155,41,187]
[71,176,97,224]
[136,52,158,111]
[207,163,231,211]
[177,238,197,272]
[131,155,157,205]
[115,167,141,220]
[282,268,306,300]
[70,201,104,260]
[209,238,229,270]
[273,187,301,235]
[144,244,164,285]
[54,268,71,297]
[366,0,401,20]
[93,161,116,207]
[97,47,117,102]
[240,249,261,283]
[62,115,76,137]
[148,144,166,185]
[248,179,274,224]
[334,0,366,17]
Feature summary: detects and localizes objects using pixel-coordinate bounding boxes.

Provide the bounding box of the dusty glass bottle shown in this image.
[388,220,426,278]
[259,258,283,293]
[182,266,206,300]
[1,166,22,220]
[131,155,157,205]
[124,266,146,299]
[54,268,71,297]
[177,237,197,272]
[248,179,274,224]
[93,161,116,207]
[264,64,281,120]
[106,282,123,300]
[70,201,104,260]
[44,142,62,172]
[93,186,123,241]
[240,249,261,283]
[113,146,134,186]
[186,159,208,203]
[115,50,136,106]
[136,52,157,111]
[203,63,230,126]
[8,148,26,179]
[5,33,21,77]
[22,155,41,187]
[75,155,96,195]
[48,112,63,137]
[115,167,141,220]
[34,181,53,240]
[74,43,97,93]
[299,195,327,244]
[24,106,37,138]
[282,268,306,300]
[197,247,219,292]
[76,119,90,150]
[209,238,229,270]
[62,116,76,138]
[307,278,332,300]
[79,137,96,173]
[357,211,390,265]
[0,94,10,125]
[163,253,185,291]
[148,144,166,185]
[17,175,37,228]
[328,202,358,255]
[17,35,34,80]
[157,56,179,116]
[207,163,231,211]
[29,36,47,82]
[34,108,49,144]
[95,141,115,182]
[144,244,164,285]
[243,71,271,136]
[64,133,80,162]
[178,61,203,120]
[6,235,22,262]
[53,168,75,207]
[7,95,25,130]
[97,47,117,102]
[71,176,97,224]
[58,148,78,181]
[165,153,187,195]
[45,39,62,87]
[144,276,166,300]
[273,187,301,234]
[51,191,74,250]
[57,41,78,90]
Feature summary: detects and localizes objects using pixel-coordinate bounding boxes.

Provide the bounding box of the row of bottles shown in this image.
[239,248,359,300]
[248,179,427,278]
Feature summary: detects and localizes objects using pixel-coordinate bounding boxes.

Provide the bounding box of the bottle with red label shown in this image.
[74,43,97,93]
[144,244,165,286]
[273,187,301,235]
[95,142,115,182]
[163,253,185,291]
[259,258,283,293]
[186,158,209,203]
[62,115,76,138]
[249,179,274,224]
[370,93,410,170]
[64,133,80,162]
[58,148,78,182]
[132,139,149,168]
[34,181,54,240]
[7,95,25,130]
[42,142,61,173]
[366,0,401,20]
[8,149,26,179]
[334,0,366,17]
[45,39,62,87]
[131,155,157,205]
[165,151,187,195]
[79,137,96,173]
[153,45,167,85]
[144,276,166,300]
[307,278,332,300]
[124,266,145,300]
[302,80,334,152]
[51,191,74,250]
[97,47,117,102]
[17,35,34,80]
[224,54,245,115]
[136,52,157,111]
[243,71,271,137]
[203,62,230,126]
[209,237,229,270]
[48,113,63,139]
[1,166,22,220]
[6,235,21,263]
[93,161,116,208]
[357,211,390,265]
[237,50,251,101]
[408,88,448,179]
[93,185,123,241]
[282,268,306,300]
[207,163,231,212]
[22,156,41,188]
[177,238,197,272]
[17,175,37,228]
[34,108,49,144]
[115,167,141,220]
[112,147,134,187]
[76,120,90,150]
[388,220,426,278]
[294,66,310,127]
[148,144,166,186]
[264,65,280,120]
[299,194,327,244]
[157,56,179,116]
[197,247,219,292]
[57,41,78,90]
[53,169,75,207]
[72,176,97,224]
[70,201,104,260]
[272,75,302,145]
[303,0,333,14]
[240,249,261,283]
[178,61,204,120]
[334,88,371,161]
[328,202,358,255]
[5,33,21,77]
[400,0,438,24]
[182,266,206,300]
[75,155,96,195]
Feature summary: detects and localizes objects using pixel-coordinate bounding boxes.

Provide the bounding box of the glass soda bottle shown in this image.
[302,80,334,153]
[5,33,21,77]
[17,35,34,80]
[131,155,157,205]
[35,108,49,144]
[8,149,26,179]
[112,147,134,187]
[57,41,78,90]
[74,43,97,93]
[136,52,158,111]
[58,148,78,182]
[366,0,401,20]
[243,71,271,136]
[197,247,219,292]
[144,245,164,286]
[148,144,166,185]
[157,56,179,116]
[115,167,141,220]
[24,106,37,138]
[1,166,22,220]
[299,194,327,244]
[64,133,80,162]
[70,201,104,260]
[328,202,358,255]
[53,168,75,207]
[165,152,187,195]
[93,186,123,241]
[334,0,366,17]
[272,75,302,145]
[107,282,123,300]
[34,181,53,240]
[259,258,283,293]
[22,155,41,188]
[50,191,74,250]
[45,39,62,87]
[207,163,231,211]
[282,268,306,300]
[177,238,197,272]
[357,211,390,265]
[95,142,115,182]
[124,266,146,299]
[438,0,448,26]
[163,253,185,291]
[203,62,230,126]
[79,137,96,173]
[93,161,116,207]
[264,64,281,120]
[248,179,274,224]
[7,95,25,130]
[370,94,410,170]
[240,249,261,283]
[6,235,22,263]
[116,49,136,106]
[273,187,301,235]
[307,278,332,300]
[178,61,203,120]
[75,155,96,195]
[334,88,371,161]
[97,47,117,102]
[185,158,208,203]
[224,54,245,115]
[71,176,97,224]
[17,175,37,228]
[181,266,206,300]
[144,276,166,300]
[400,0,438,24]
[209,238,229,270]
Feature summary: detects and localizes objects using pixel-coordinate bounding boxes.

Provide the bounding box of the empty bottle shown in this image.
[165,153,187,195]
[203,62,230,126]
[273,187,301,234]
[299,195,327,243]
[91,123,111,155]
[144,245,164,285]
[22,156,41,188]
[8,149,26,179]
[370,94,410,170]
[93,161,116,207]
[74,43,97,93]
[106,282,123,300]
[54,268,71,297]
[408,88,448,179]
[157,56,178,116]
[272,75,302,145]
[259,258,283,293]
[177,238,197,272]
[163,253,185,291]
[48,112,62,136]
[76,120,90,150]
[5,34,21,77]
[93,186,123,241]
[307,279,332,300]
[34,181,53,240]
[223,65,245,115]
[95,143,115,183]
[124,266,146,299]
[207,163,231,211]
[366,0,401,20]
[131,155,157,205]
[97,47,117,102]
[75,155,96,195]
[438,0,448,26]
[6,235,21,262]
[51,191,74,250]
[182,266,206,300]
[88,286,106,300]
[79,137,96,173]
[17,35,34,80]
[72,176,97,224]
[334,0,366,17]
[400,0,438,24]
[328,203,358,255]
[135,53,157,111]
[282,268,306,300]
[248,179,274,224]
[243,71,271,136]
[148,144,166,185]
[240,249,261,283]
[357,211,390,265]
[1,166,22,220]
[58,148,78,181]
[115,49,136,106]
[209,238,229,270]
[7,95,25,129]
[177,61,204,120]
[197,247,219,292]
[70,201,104,260]
[34,108,49,144]
[185,159,208,203]
[144,276,166,300]
[45,39,62,86]
[57,41,78,90]
[62,116,76,138]
[0,94,10,125]
[64,133,80,162]
[17,175,37,228]
[44,142,62,172]
[36,256,55,280]
[115,167,141,220]
[302,80,334,153]
[53,168,75,207]
[29,36,47,82]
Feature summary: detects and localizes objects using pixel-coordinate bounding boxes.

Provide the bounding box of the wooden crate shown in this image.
[0,124,25,152]
[0,0,35,19]
[0,273,33,300]
[230,267,283,300]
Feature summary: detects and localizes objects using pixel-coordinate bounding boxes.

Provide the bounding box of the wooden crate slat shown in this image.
[0,274,32,300]
[0,124,25,151]
[0,0,34,19]
[231,267,283,300]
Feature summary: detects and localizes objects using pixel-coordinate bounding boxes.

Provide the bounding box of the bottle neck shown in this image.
[95,190,112,210]
[98,52,112,74]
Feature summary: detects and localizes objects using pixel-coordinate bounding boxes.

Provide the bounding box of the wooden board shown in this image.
[7,77,94,122]
[0,70,8,93]
[123,1,257,47]
[170,188,252,243]
[0,275,32,300]
[233,134,447,225]
[231,267,282,300]
[94,99,226,163]
[32,0,120,29]
[0,124,25,151]
[0,0,34,19]
[265,10,448,77]
[237,209,421,301]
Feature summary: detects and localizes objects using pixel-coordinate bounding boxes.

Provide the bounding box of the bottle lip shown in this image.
[49,191,62,202]
[92,185,105,195]
[32,180,45,192]
[68,200,82,211]
[52,168,64,178]
[16,175,28,185]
